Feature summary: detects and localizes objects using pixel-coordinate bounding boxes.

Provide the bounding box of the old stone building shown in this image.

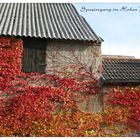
[0,3,103,112]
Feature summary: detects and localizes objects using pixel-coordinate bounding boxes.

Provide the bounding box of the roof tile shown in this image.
[102,57,140,83]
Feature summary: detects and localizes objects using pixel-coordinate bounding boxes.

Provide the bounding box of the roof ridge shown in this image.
[103,57,140,61]
[101,55,140,61]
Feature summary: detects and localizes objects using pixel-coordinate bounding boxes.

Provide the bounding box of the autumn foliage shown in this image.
[107,87,140,131]
[0,37,23,77]
[0,37,139,136]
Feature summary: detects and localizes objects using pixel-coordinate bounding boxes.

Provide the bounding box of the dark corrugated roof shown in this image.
[102,57,140,84]
[0,3,102,42]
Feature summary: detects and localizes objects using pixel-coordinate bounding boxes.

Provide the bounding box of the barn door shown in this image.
[22,38,46,73]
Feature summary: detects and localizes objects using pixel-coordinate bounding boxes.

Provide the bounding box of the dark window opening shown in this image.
[22,38,46,73]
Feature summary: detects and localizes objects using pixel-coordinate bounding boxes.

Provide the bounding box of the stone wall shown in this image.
[45,39,102,113]
[46,39,101,76]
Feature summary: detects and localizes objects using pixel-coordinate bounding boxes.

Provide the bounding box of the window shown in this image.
[22,38,46,73]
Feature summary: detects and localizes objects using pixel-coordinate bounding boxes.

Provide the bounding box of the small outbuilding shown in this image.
[102,55,140,136]
[0,3,103,113]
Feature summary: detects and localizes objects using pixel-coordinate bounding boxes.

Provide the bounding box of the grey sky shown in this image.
[74,3,140,58]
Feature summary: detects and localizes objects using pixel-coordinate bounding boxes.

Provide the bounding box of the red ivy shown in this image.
[0,37,23,78]
[0,37,138,136]
[107,87,140,131]
[0,37,101,136]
